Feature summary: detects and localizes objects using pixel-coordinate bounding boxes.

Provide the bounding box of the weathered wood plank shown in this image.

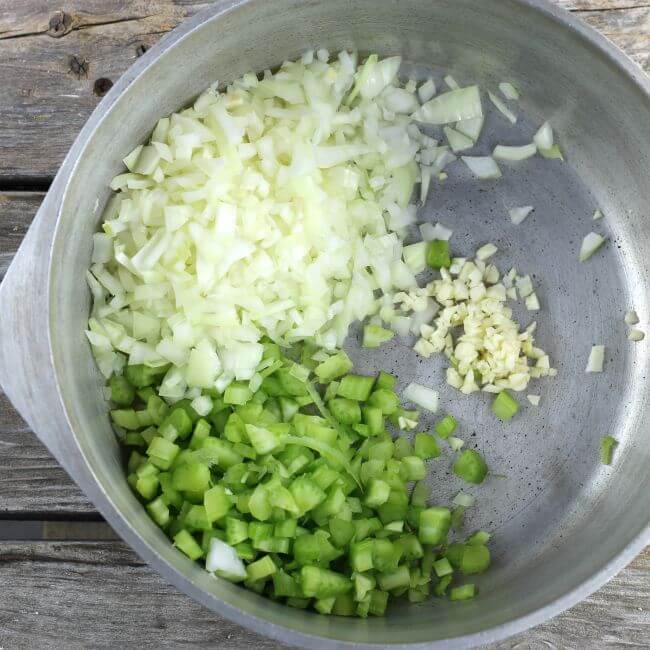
[0,191,94,515]
[0,0,647,182]
[0,539,647,649]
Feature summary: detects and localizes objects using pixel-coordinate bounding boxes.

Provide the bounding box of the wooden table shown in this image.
[0,1,648,647]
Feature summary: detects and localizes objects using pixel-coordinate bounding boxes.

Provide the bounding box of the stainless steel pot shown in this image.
[1,1,648,647]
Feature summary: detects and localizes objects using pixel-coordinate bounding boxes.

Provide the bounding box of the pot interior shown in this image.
[49,0,650,646]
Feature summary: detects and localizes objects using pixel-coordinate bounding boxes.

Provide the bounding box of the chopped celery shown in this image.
[246,555,277,581]
[419,507,451,545]
[435,414,457,439]
[314,351,353,383]
[414,433,440,459]
[173,529,203,560]
[337,374,376,401]
[300,566,352,598]
[449,584,476,600]
[362,325,395,348]
[426,240,452,269]
[461,544,491,574]
[453,449,488,484]
[108,375,135,406]
[601,435,618,465]
[328,397,362,425]
[368,389,399,414]
[492,390,519,421]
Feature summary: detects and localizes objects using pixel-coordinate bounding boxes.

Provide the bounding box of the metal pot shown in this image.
[1,0,648,647]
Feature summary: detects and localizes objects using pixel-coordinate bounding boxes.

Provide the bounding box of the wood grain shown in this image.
[0,0,648,182]
[0,539,646,649]
[0,191,94,515]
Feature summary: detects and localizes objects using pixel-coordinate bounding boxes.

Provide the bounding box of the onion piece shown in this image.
[413,86,482,125]
[444,125,474,152]
[527,394,540,406]
[403,382,439,412]
[403,241,427,275]
[418,79,436,103]
[579,232,606,262]
[585,345,605,373]
[448,436,465,451]
[462,156,502,180]
[533,122,554,150]
[206,538,247,581]
[444,74,460,90]
[628,329,645,342]
[624,310,639,325]
[493,143,537,161]
[419,222,453,241]
[525,292,540,311]
[476,243,498,261]
[453,491,475,507]
[455,116,484,141]
[509,206,534,225]
[499,82,520,101]
[593,209,604,220]
[419,165,432,204]
[488,91,517,124]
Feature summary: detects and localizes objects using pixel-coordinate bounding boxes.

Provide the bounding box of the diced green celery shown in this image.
[247,555,278,581]
[146,394,169,426]
[492,390,519,421]
[426,239,451,269]
[329,517,355,547]
[135,474,159,500]
[434,574,452,597]
[314,597,336,615]
[337,375,375,401]
[137,387,155,403]
[111,409,141,430]
[275,518,298,538]
[146,496,170,527]
[173,529,203,560]
[411,481,428,507]
[360,459,385,485]
[453,449,488,484]
[368,389,399,414]
[245,423,286,455]
[460,544,490,574]
[204,485,232,523]
[224,382,253,405]
[249,484,272,521]
[171,462,210,493]
[188,418,211,450]
[255,537,290,554]
[140,427,157,445]
[286,597,310,609]
[363,478,391,507]
[332,592,356,616]
[375,371,397,390]
[393,437,412,459]
[354,572,376,601]
[159,407,192,442]
[435,414,457,439]
[125,363,167,388]
[224,412,246,443]
[146,436,180,470]
[294,532,341,566]
[395,534,423,561]
[401,456,426,481]
[279,396,299,422]
[467,530,491,546]
[224,517,248,546]
[377,490,409,524]
[272,570,304,598]
[433,557,453,577]
[419,507,451,545]
[362,325,395,348]
[135,410,154,428]
[312,486,346,524]
[184,504,211,531]
[198,438,243,470]
[300,565,352,599]
[408,587,429,603]
[123,432,145,447]
[378,565,410,591]
[314,351,353,383]
[289,475,326,514]
[328,397,362,425]
[235,541,256,561]
[159,472,183,510]
[361,406,384,436]
[368,438,394,461]
[414,432,440,459]
[601,435,618,465]
[350,539,375,572]
[449,584,476,600]
[310,464,339,491]
[368,589,388,616]
[372,538,400,573]
[108,375,135,406]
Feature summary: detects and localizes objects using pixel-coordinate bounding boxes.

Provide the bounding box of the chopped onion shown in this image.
[527,394,540,406]
[525,292,540,311]
[533,122,554,150]
[593,209,604,220]
[417,79,436,103]
[206,537,247,581]
[509,206,534,225]
[461,156,502,180]
[448,436,465,451]
[476,243,498,261]
[455,116,484,141]
[585,345,605,373]
[488,91,517,124]
[579,232,606,262]
[419,222,452,241]
[493,143,537,161]
[624,310,639,325]
[515,274,534,298]
[628,329,645,342]
[419,165,432,204]
[444,74,460,90]
[403,382,439,412]
[403,241,428,275]
[413,86,482,125]
[499,82,520,101]
[409,298,439,335]
[453,491,475,507]
[391,315,412,337]
[444,125,474,152]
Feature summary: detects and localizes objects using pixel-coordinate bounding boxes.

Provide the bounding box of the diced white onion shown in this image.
[593,209,604,220]
[624,310,639,325]
[191,394,214,416]
[455,116,484,141]
[403,382,439,412]
[462,156,502,180]
[417,79,436,103]
[509,206,534,225]
[579,232,606,262]
[403,241,428,275]
[527,394,540,406]
[499,82,520,101]
[493,143,537,161]
[444,75,460,90]
[453,491,475,507]
[476,243,498,261]
[419,222,452,242]
[628,329,645,342]
[488,91,517,124]
[413,86,482,125]
[585,345,605,373]
[533,122,554,150]
[525,292,540,311]
[448,437,465,451]
[206,538,247,581]
[444,126,474,153]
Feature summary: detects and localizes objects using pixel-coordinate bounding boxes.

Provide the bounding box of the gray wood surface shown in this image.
[0,0,647,182]
[0,540,647,649]
[0,1,648,648]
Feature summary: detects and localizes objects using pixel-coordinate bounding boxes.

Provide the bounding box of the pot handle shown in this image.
[0,186,68,462]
